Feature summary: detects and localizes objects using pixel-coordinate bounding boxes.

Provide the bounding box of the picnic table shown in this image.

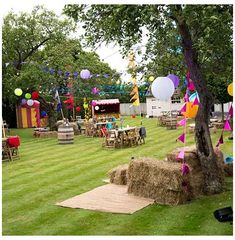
[105,126,146,148]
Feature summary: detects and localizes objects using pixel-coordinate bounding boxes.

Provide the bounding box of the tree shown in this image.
[2,6,119,129]
[63,4,233,194]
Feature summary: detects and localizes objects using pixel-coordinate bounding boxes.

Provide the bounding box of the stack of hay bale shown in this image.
[127,158,192,205]
[108,147,225,205]
[109,164,129,185]
[166,147,224,197]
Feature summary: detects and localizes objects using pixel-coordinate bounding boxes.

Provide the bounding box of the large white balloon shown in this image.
[151,77,175,101]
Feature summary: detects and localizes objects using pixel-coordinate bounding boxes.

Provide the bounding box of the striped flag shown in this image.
[55,90,62,112]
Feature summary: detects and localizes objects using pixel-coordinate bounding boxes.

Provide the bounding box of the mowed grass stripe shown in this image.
[3,145,132,195]
[3,117,233,235]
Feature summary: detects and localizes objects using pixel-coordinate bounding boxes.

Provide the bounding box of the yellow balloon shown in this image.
[149,76,154,82]
[227,83,233,96]
[182,102,199,119]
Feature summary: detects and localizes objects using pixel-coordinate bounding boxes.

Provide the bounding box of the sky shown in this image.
[1,0,144,83]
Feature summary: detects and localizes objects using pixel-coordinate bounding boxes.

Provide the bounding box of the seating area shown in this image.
[102,126,146,148]
[2,136,20,161]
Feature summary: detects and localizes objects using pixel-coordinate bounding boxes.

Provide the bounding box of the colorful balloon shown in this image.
[167,74,180,88]
[25,93,31,99]
[80,69,91,79]
[151,77,175,101]
[27,99,34,106]
[95,106,99,111]
[21,98,27,105]
[227,83,233,96]
[32,91,39,100]
[14,88,23,96]
[149,76,155,82]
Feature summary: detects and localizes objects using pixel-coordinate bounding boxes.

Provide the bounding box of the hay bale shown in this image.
[166,146,200,169]
[109,164,129,185]
[166,147,225,196]
[127,158,192,205]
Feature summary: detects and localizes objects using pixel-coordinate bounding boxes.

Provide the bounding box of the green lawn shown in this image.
[2,116,233,235]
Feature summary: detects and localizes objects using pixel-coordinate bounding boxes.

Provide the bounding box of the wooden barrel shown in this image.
[58,125,74,144]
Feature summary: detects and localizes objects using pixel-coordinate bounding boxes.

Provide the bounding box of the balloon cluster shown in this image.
[151,74,180,101]
[14,88,40,107]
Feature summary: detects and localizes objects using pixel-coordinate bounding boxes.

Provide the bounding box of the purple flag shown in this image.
[224,120,232,131]
[177,118,186,127]
[177,133,185,143]
[180,104,186,113]
[177,150,185,160]
[228,105,233,117]
[216,134,224,147]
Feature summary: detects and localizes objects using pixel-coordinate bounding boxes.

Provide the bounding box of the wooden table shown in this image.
[110,127,138,147]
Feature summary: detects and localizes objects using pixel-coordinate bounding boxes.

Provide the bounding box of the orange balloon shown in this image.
[182,102,199,118]
[227,83,233,96]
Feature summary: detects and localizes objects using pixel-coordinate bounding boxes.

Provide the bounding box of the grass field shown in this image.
[2,116,233,235]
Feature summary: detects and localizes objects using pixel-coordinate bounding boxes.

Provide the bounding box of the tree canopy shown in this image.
[63,4,233,103]
[63,4,233,194]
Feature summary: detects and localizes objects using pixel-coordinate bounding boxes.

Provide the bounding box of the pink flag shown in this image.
[180,104,186,113]
[192,97,199,106]
[177,118,186,127]
[181,163,190,175]
[224,120,232,131]
[177,150,185,160]
[216,134,224,147]
[188,81,195,91]
[228,105,233,117]
[177,133,185,143]
[184,93,189,102]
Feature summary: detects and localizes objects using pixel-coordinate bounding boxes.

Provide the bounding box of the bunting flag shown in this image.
[181,163,190,175]
[228,105,233,117]
[183,92,189,102]
[177,150,185,160]
[192,97,199,106]
[180,104,186,113]
[216,134,224,147]
[54,90,62,112]
[177,118,186,127]
[128,52,140,107]
[224,120,232,131]
[177,133,186,143]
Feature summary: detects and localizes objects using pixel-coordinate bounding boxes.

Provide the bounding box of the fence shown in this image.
[120,103,147,116]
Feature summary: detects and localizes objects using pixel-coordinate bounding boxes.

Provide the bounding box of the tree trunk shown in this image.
[176,18,223,194]
[38,96,57,131]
